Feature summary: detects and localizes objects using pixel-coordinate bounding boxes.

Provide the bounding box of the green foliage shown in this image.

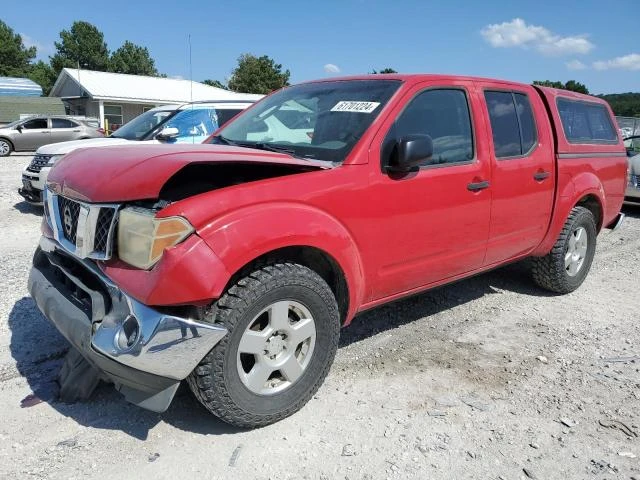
[50,21,110,74]
[532,79,589,94]
[533,80,564,89]
[110,41,158,76]
[563,80,589,94]
[0,20,36,76]
[371,68,398,74]
[227,54,290,94]
[27,61,56,95]
[598,93,640,117]
[203,79,228,89]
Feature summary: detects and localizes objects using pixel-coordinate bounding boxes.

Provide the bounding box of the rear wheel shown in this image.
[531,206,597,293]
[0,138,13,156]
[187,263,340,428]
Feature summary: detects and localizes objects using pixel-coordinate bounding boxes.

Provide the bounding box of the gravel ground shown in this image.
[1,154,639,480]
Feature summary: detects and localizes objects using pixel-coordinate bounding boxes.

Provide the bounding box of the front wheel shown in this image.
[187,263,340,428]
[0,139,13,156]
[531,206,597,294]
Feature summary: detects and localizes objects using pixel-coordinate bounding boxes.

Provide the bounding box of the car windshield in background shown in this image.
[4,119,25,128]
[211,80,401,163]
[110,109,174,140]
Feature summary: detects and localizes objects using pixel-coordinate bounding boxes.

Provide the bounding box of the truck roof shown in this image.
[299,73,537,88]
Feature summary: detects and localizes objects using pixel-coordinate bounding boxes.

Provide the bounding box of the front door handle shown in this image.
[534,171,550,181]
[467,180,490,191]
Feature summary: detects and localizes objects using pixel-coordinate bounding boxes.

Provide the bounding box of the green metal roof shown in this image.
[0,96,65,123]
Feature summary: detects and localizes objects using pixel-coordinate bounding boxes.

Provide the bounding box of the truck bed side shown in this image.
[532,87,627,256]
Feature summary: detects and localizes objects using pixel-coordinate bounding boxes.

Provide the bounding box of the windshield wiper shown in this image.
[215,136,305,159]
[214,135,240,146]
[252,142,299,157]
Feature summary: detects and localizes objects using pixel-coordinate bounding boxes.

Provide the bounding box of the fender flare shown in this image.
[197,202,366,321]
[533,172,605,255]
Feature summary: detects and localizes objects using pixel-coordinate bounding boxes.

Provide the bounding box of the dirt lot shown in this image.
[0,154,639,480]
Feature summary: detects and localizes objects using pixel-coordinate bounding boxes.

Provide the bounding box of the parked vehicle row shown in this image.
[18,100,254,203]
[0,115,103,156]
[27,74,627,428]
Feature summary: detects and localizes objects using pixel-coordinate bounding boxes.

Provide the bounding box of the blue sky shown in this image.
[4,0,639,94]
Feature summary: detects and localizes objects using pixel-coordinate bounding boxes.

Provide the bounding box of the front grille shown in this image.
[630,174,639,189]
[57,196,81,243]
[95,208,116,254]
[47,192,120,260]
[27,154,51,173]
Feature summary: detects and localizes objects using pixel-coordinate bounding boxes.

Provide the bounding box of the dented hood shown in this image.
[47,144,326,203]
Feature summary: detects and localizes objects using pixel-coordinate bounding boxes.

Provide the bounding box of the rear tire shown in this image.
[531,206,597,293]
[0,138,13,156]
[187,263,340,428]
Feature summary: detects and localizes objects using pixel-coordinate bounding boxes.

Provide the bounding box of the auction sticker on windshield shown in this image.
[331,101,380,113]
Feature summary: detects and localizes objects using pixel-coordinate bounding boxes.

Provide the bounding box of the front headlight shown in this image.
[117,207,194,269]
[46,154,63,166]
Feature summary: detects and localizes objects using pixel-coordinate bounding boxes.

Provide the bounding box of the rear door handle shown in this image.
[467,180,490,191]
[533,171,550,181]
[72,129,81,132]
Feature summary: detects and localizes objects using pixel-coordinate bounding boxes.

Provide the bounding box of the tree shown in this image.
[563,80,589,95]
[0,20,36,76]
[227,54,290,94]
[109,41,158,76]
[371,68,397,74]
[27,61,56,95]
[533,79,589,94]
[599,93,640,117]
[533,80,564,89]
[50,21,110,75]
[203,79,228,89]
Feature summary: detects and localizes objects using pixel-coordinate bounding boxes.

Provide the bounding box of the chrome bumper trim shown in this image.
[37,236,227,380]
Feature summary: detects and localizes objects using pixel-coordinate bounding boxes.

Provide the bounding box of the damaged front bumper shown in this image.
[28,236,227,412]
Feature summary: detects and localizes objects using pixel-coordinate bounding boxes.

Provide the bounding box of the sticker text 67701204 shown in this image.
[330,101,380,113]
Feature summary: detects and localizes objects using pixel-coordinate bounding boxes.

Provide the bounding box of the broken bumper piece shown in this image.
[28,235,227,412]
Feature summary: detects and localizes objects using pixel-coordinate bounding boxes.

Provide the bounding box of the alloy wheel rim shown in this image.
[0,141,9,155]
[237,300,316,395]
[565,226,588,276]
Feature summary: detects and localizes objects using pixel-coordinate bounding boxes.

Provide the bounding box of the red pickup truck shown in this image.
[29,74,627,427]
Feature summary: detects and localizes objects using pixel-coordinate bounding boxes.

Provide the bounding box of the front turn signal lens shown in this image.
[117,207,194,269]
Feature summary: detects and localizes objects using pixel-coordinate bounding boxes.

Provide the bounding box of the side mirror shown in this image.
[156,126,180,141]
[387,134,433,172]
[16,125,23,133]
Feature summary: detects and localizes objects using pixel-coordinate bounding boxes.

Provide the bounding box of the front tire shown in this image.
[187,263,340,428]
[0,138,13,156]
[531,206,597,293]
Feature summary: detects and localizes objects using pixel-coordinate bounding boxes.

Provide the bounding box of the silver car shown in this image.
[626,137,640,202]
[0,116,103,156]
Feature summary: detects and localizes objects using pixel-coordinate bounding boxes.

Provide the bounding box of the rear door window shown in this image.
[51,118,78,128]
[484,91,538,158]
[557,98,617,143]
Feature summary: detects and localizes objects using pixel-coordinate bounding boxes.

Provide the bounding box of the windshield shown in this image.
[110,109,174,140]
[159,106,222,144]
[4,119,25,129]
[210,80,401,163]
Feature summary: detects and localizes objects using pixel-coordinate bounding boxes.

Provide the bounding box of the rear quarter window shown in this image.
[557,98,617,144]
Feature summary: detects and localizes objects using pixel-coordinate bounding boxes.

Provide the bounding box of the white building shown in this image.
[49,68,262,129]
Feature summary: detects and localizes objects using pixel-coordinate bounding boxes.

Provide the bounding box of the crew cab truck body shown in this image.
[28,75,627,427]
